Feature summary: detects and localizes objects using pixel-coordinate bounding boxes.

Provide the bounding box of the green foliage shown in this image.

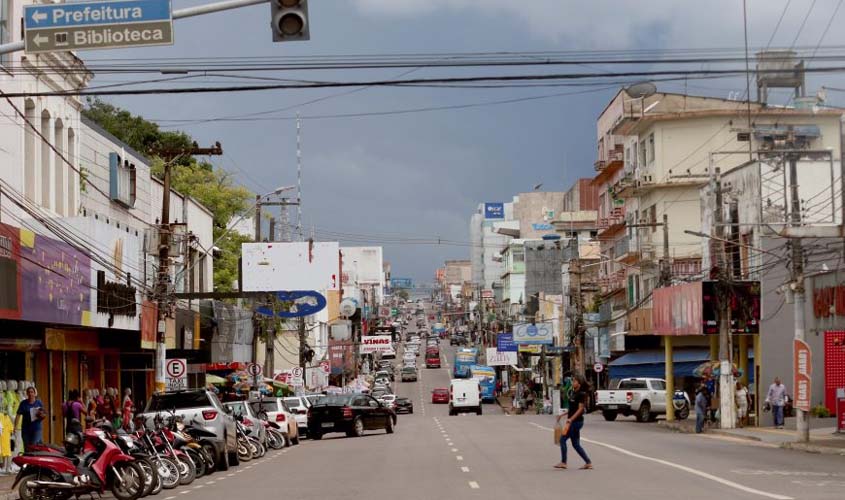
[83,98,253,292]
[810,404,832,418]
[395,289,410,300]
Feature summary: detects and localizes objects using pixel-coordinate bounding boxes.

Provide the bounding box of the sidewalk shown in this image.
[0,473,18,500]
[660,417,845,455]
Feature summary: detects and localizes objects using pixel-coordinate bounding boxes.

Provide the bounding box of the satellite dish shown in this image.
[625,81,657,99]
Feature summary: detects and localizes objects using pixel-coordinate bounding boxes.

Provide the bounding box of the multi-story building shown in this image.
[499,240,526,315]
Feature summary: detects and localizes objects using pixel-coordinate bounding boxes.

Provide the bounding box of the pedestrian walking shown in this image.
[554,375,592,470]
[695,385,709,433]
[16,386,45,449]
[765,377,787,428]
[735,381,750,428]
[63,390,87,434]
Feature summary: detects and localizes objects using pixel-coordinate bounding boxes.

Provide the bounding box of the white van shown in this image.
[449,379,482,416]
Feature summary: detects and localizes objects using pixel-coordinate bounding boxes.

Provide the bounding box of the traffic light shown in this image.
[271,0,310,42]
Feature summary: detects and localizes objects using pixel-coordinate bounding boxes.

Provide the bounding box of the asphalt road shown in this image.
[144,323,845,500]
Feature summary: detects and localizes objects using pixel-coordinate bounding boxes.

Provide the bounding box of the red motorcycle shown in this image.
[12,428,145,500]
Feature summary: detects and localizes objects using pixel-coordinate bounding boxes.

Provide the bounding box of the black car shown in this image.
[394,397,414,414]
[308,394,397,439]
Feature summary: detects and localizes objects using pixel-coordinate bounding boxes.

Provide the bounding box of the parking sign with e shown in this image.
[165,358,187,391]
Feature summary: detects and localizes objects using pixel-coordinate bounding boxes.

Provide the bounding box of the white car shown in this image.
[449,379,482,416]
[283,396,311,434]
[381,347,397,359]
[378,394,397,409]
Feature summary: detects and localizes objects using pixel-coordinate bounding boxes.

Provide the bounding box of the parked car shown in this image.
[401,367,418,382]
[304,394,326,407]
[379,394,397,410]
[307,394,396,439]
[375,369,394,382]
[449,379,482,416]
[140,389,238,470]
[371,388,389,400]
[431,388,449,404]
[249,397,300,445]
[394,397,414,414]
[283,396,311,435]
[223,400,267,446]
[596,377,668,422]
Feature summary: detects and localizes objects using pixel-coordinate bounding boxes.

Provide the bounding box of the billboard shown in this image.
[329,339,355,375]
[21,230,91,326]
[341,247,383,284]
[360,336,393,354]
[484,202,505,219]
[486,347,517,366]
[513,322,554,345]
[390,278,413,288]
[0,223,21,320]
[242,242,339,292]
[653,281,760,335]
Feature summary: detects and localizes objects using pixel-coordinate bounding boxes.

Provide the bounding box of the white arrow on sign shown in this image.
[31,11,47,24]
[32,34,48,46]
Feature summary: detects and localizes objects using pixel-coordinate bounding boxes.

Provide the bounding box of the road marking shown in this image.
[193,485,204,490]
[456,455,464,461]
[451,448,459,452]
[468,481,480,489]
[207,480,216,484]
[461,466,470,473]
[226,473,235,477]
[528,423,793,500]
[165,496,176,499]
[180,491,190,495]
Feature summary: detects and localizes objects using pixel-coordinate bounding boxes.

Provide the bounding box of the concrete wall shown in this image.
[513,191,565,240]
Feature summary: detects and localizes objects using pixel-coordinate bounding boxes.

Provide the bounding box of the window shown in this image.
[638,139,646,167]
[67,128,76,215]
[618,380,647,390]
[513,249,524,263]
[199,255,207,292]
[109,152,137,207]
[40,110,51,209]
[647,133,655,164]
[54,119,65,216]
[650,380,666,390]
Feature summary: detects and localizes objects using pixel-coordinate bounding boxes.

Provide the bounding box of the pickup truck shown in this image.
[595,378,668,422]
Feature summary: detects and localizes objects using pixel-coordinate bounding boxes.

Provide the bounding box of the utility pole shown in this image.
[712,166,736,430]
[659,213,675,421]
[787,147,809,442]
[151,142,222,394]
[570,258,583,376]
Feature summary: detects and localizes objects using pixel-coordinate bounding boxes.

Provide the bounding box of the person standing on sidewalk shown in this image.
[695,385,709,433]
[16,387,45,449]
[735,382,750,428]
[766,377,787,429]
[554,375,592,470]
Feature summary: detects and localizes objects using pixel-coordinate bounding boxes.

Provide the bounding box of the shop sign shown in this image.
[824,331,845,411]
[793,339,812,413]
[513,322,553,345]
[653,281,760,335]
[360,336,393,354]
[497,333,516,352]
[518,344,542,354]
[481,289,494,299]
[21,230,91,326]
[45,328,98,351]
[486,347,517,366]
[329,339,354,375]
[140,300,157,350]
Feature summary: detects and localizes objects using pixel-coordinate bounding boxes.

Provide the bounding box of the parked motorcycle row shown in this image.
[10,412,291,500]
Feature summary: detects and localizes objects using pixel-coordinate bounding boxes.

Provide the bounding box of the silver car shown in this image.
[223,401,267,446]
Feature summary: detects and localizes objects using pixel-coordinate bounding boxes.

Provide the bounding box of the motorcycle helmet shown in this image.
[64,432,82,454]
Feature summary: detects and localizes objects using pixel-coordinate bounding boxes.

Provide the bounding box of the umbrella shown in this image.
[206,374,227,385]
[693,360,743,378]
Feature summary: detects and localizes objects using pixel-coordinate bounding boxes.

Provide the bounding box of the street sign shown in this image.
[165,358,187,391]
[593,363,604,373]
[246,362,263,378]
[291,367,304,386]
[320,360,330,375]
[24,0,174,54]
[793,339,812,413]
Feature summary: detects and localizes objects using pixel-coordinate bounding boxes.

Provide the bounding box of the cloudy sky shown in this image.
[84,0,845,282]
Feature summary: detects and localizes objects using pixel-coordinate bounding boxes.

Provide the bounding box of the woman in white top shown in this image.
[735,382,750,427]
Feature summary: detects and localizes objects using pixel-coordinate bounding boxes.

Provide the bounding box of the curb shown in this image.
[781,442,845,456]
[0,490,19,500]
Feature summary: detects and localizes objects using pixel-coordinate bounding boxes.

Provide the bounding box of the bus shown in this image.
[469,365,497,403]
[453,348,478,378]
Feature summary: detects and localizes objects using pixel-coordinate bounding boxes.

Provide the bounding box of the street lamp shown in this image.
[260,185,296,199]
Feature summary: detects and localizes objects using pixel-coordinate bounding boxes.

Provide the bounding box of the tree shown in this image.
[396,289,410,301]
[83,98,253,292]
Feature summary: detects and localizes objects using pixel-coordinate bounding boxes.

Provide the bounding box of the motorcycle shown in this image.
[263,421,286,450]
[12,427,145,500]
[179,418,219,472]
[673,389,691,420]
[234,417,256,462]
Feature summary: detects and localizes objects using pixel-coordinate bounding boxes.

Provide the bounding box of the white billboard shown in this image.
[513,322,554,345]
[360,336,393,354]
[341,247,383,284]
[486,347,517,366]
[242,242,339,291]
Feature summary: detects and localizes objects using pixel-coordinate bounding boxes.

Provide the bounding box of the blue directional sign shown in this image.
[24,0,173,54]
[255,291,327,319]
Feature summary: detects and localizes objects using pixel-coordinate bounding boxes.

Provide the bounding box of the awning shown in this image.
[608,348,755,380]
[609,349,710,380]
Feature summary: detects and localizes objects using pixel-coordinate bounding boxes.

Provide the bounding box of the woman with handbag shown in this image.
[554,375,592,470]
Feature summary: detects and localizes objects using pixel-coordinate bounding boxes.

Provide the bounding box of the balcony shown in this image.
[597,206,626,235]
[595,145,624,172]
[598,268,626,294]
[610,173,636,199]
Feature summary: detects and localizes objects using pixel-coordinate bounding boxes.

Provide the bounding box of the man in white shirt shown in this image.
[766,377,788,428]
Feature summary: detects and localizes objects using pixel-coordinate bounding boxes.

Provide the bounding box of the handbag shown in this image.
[553,422,563,444]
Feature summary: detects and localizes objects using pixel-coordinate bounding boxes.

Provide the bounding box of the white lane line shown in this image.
[528,423,792,500]
[226,473,235,477]
[468,481,480,490]
[165,496,176,500]
[179,491,190,495]
[461,466,470,473]
[206,480,216,484]
[451,448,459,452]
[456,455,464,461]
[193,485,204,490]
